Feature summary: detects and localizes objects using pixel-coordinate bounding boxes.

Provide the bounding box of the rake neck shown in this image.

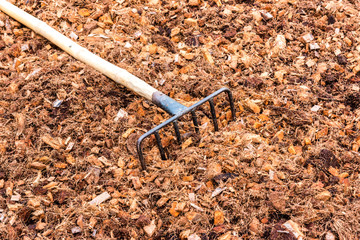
[152,91,188,116]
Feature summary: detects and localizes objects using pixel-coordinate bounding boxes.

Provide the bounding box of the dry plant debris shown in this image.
[1,0,360,239]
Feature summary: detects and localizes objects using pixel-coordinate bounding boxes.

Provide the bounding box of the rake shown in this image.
[0,1,236,170]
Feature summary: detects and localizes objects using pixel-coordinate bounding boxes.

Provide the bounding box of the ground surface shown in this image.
[1,0,360,239]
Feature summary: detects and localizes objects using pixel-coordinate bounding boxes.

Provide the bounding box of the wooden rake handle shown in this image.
[0,0,158,101]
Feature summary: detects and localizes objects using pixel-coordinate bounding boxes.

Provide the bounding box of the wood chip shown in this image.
[156,197,169,207]
[202,48,214,65]
[43,182,58,189]
[29,162,47,170]
[214,0,222,7]
[218,232,232,240]
[114,108,128,122]
[211,187,226,198]
[143,220,156,237]
[310,42,320,50]
[325,232,336,240]
[207,162,222,178]
[11,194,21,202]
[282,220,304,240]
[188,0,200,6]
[260,10,273,20]
[78,9,91,17]
[41,134,64,150]
[122,128,135,138]
[169,202,181,217]
[315,190,331,201]
[99,14,113,25]
[249,217,260,234]
[71,226,81,234]
[246,100,261,114]
[89,192,111,205]
[214,210,225,225]
[268,191,286,211]
[184,18,198,27]
[132,177,142,189]
[28,198,41,208]
[174,202,186,212]
[181,137,193,150]
[302,33,314,43]
[190,203,204,212]
[188,234,201,240]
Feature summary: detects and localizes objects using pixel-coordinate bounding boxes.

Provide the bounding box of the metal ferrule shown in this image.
[152,91,188,116]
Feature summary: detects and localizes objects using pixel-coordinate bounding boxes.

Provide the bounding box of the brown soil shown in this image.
[1,0,360,239]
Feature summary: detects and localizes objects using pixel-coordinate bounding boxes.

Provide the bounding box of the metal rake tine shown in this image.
[154,131,167,160]
[173,120,181,144]
[208,98,219,131]
[191,110,200,133]
[225,89,236,120]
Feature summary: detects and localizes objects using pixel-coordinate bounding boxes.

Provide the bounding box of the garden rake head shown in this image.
[136,87,236,170]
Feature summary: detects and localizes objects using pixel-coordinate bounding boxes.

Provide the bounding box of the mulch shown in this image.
[1,0,360,239]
